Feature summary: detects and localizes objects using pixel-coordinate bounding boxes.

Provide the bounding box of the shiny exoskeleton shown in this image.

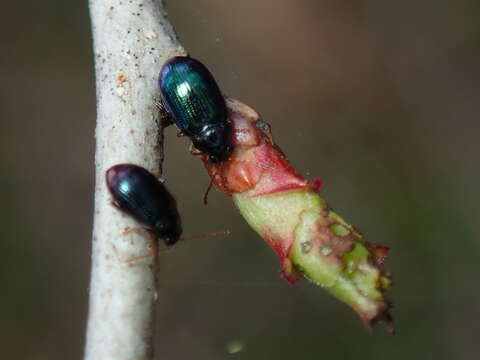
[159,56,232,162]
[106,164,182,246]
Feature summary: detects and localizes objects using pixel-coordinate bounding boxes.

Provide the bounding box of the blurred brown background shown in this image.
[1,0,479,359]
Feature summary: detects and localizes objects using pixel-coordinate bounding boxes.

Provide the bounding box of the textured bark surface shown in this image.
[85,1,185,359]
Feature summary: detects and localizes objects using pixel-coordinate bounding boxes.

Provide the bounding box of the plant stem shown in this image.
[85,1,185,359]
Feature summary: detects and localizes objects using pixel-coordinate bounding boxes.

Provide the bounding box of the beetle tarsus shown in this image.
[203,177,215,205]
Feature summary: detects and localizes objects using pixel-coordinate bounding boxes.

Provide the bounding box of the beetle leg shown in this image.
[124,247,171,263]
[189,143,203,155]
[124,246,168,263]
[119,227,149,237]
[160,114,173,127]
[121,230,164,263]
[154,98,166,113]
[126,230,231,262]
[203,176,215,205]
[110,200,121,210]
[154,98,173,127]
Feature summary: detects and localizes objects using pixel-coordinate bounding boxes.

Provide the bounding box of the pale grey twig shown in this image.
[85,1,185,359]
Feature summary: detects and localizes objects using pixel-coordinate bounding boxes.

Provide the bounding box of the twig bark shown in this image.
[85,1,185,359]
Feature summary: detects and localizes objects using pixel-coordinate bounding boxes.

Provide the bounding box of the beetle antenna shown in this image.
[180,229,230,242]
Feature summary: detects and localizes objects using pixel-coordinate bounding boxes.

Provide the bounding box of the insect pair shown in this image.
[107,56,232,249]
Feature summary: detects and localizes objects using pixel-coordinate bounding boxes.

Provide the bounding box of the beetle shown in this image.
[158,56,232,163]
[106,164,182,246]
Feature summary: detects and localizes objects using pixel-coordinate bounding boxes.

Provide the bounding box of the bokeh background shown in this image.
[1,0,479,359]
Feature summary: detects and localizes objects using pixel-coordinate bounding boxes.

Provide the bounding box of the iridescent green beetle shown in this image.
[159,56,232,162]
